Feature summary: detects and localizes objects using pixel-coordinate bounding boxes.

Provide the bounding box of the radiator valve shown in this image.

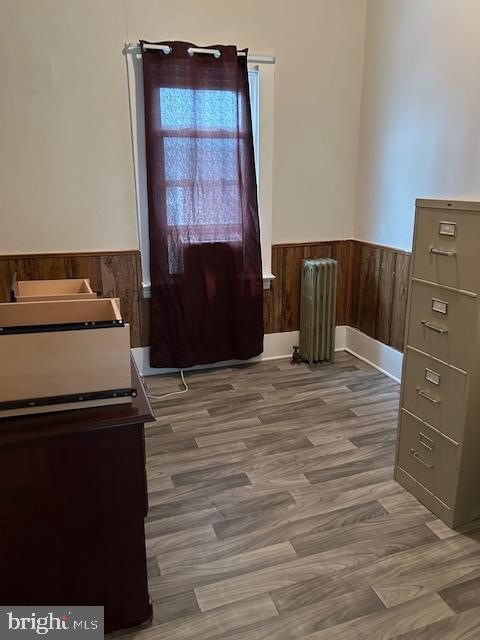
[291,345,303,365]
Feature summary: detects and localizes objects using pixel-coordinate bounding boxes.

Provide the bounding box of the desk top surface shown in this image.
[0,355,154,445]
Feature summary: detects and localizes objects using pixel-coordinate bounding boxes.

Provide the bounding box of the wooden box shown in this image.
[13,278,96,302]
[0,298,135,418]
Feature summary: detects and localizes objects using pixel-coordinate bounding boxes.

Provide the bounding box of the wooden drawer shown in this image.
[14,278,96,302]
[402,347,467,443]
[413,206,480,293]
[407,279,476,371]
[397,410,460,508]
[0,299,133,417]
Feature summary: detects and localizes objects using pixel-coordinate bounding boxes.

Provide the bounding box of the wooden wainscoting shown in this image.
[349,241,411,352]
[0,240,411,353]
[263,240,353,334]
[0,251,144,348]
[263,240,411,352]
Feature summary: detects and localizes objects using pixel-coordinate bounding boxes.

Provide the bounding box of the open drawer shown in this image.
[13,278,97,302]
[0,298,122,329]
[0,298,134,418]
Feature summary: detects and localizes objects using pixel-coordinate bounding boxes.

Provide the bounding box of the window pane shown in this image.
[160,88,238,131]
[165,183,241,227]
[164,137,240,182]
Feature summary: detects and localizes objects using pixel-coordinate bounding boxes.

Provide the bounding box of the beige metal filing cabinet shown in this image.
[395,198,480,528]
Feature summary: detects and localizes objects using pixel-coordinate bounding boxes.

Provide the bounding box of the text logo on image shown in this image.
[0,608,104,639]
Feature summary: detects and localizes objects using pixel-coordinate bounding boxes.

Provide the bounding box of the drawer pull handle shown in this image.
[429,247,457,257]
[410,449,435,469]
[416,387,441,404]
[421,320,448,334]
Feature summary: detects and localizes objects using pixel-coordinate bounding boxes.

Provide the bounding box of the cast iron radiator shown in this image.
[299,258,338,363]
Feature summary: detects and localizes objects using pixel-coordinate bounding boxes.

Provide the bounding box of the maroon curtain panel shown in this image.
[141,41,263,368]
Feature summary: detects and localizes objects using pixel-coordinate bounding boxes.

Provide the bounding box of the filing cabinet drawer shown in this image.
[413,207,480,293]
[407,279,476,371]
[402,348,467,443]
[397,410,459,508]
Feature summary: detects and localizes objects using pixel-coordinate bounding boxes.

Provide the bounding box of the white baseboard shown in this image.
[130,346,260,377]
[262,326,347,360]
[335,325,347,351]
[261,330,299,361]
[131,326,403,381]
[132,326,347,377]
[344,327,403,383]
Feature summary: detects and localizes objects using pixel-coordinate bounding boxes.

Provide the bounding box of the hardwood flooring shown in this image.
[121,353,480,639]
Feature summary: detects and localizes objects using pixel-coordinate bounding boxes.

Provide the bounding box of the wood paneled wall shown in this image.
[0,251,144,347]
[263,240,353,334]
[349,241,411,352]
[263,239,410,352]
[0,240,411,353]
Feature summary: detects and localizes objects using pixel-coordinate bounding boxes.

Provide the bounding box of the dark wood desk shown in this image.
[0,356,154,634]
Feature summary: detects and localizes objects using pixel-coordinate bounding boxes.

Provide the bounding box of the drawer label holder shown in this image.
[425,368,441,385]
[432,298,448,314]
[439,221,456,236]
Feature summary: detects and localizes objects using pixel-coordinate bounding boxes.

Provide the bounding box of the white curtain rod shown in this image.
[124,42,275,64]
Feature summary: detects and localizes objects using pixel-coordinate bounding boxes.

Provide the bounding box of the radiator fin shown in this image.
[300,258,338,364]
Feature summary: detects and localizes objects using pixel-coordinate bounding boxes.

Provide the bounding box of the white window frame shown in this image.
[248,67,260,186]
[125,47,274,296]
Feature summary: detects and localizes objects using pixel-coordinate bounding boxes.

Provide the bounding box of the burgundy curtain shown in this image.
[141,41,263,368]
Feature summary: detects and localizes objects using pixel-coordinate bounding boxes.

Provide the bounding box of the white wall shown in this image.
[0,0,138,253]
[5,1,480,258]
[355,0,480,251]
[0,0,367,254]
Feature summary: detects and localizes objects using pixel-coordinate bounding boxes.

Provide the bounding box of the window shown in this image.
[160,82,255,246]
[126,49,273,294]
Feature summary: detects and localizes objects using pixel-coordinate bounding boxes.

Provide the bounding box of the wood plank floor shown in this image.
[122,353,480,639]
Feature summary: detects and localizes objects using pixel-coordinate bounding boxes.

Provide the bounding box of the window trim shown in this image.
[248,67,260,187]
[125,50,274,296]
